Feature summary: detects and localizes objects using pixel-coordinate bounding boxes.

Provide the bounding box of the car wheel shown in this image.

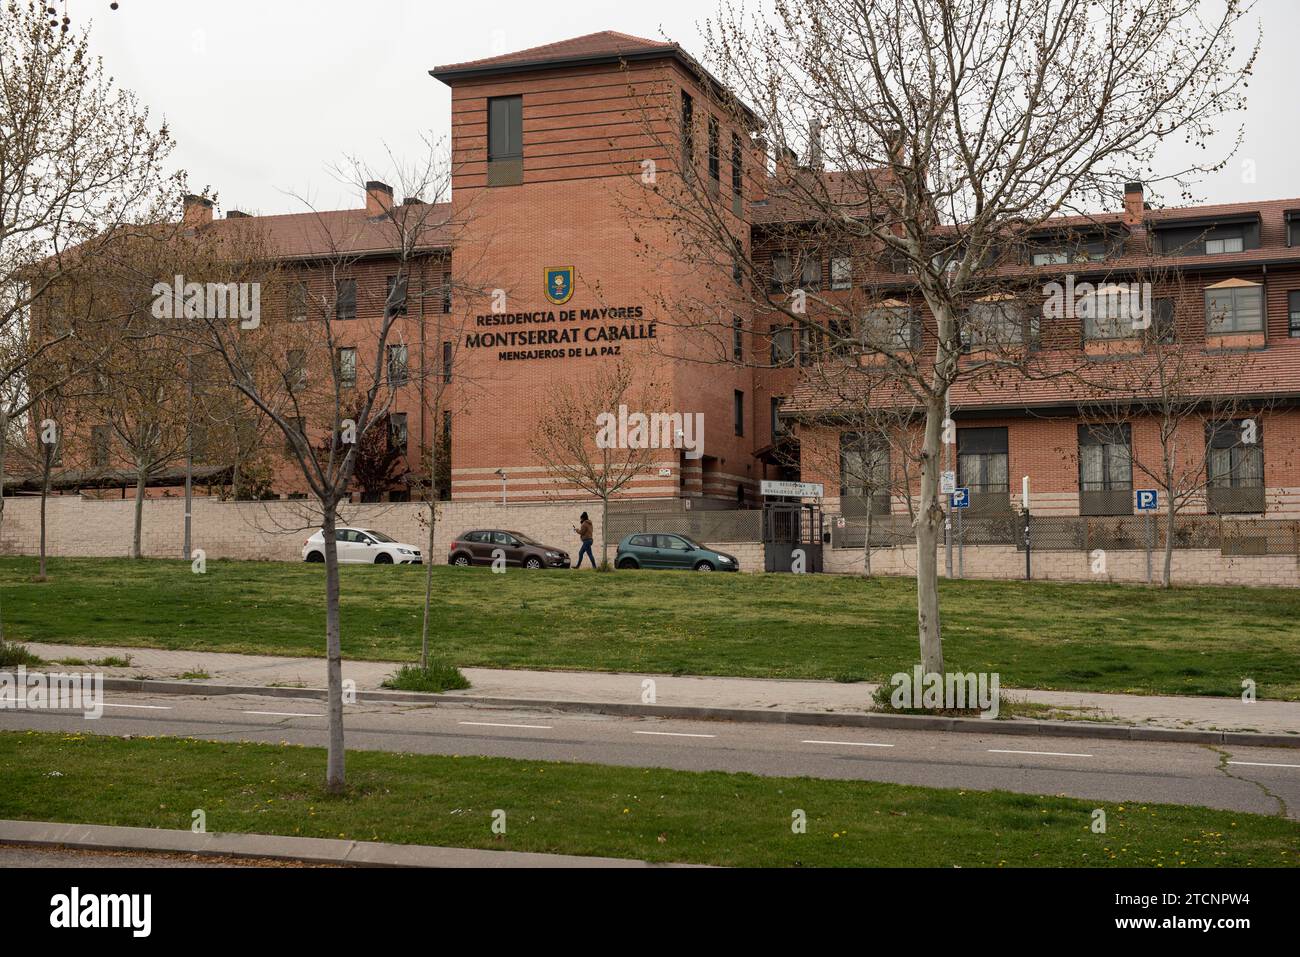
[693,560,715,572]
[451,554,471,567]
[524,557,543,569]
[616,557,638,570]
[374,552,393,564]
[305,551,324,563]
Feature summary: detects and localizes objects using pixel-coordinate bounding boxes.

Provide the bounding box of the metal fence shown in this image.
[832,513,1300,557]
[606,507,763,543]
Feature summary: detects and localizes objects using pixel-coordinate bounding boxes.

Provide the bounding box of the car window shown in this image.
[629,534,653,547]
[492,532,516,546]
[335,529,355,543]
[657,535,688,550]
[365,530,395,543]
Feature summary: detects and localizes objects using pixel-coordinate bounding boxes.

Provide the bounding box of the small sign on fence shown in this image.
[1136,489,1159,512]
[952,488,971,509]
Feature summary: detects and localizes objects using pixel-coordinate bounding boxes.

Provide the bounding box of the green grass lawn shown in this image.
[1,731,1294,867]
[2,556,1297,699]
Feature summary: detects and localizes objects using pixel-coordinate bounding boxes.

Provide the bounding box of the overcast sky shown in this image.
[82,0,1297,218]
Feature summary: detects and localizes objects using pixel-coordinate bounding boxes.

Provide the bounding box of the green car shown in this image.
[615,533,739,571]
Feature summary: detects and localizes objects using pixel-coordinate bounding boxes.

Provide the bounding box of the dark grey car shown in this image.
[448,529,570,569]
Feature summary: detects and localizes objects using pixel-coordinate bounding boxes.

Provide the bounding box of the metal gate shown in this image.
[762,502,824,572]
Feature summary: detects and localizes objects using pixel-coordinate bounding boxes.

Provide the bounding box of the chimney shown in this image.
[182,194,213,228]
[1123,181,1145,226]
[366,180,394,216]
[775,144,798,182]
[807,118,823,170]
[226,209,251,219]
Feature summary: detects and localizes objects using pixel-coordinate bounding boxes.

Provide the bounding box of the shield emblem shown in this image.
[545,266,574,305]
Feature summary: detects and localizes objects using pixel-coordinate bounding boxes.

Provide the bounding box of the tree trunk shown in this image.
[131,468,146,559]
[321,503,346,793]
[600,494,609,569]
[0,414,7,643]
[420,497,435,669]
[1162,498,1176,589]
[862,504,874,577]
[38,445,52,581]
[914,400,945,675]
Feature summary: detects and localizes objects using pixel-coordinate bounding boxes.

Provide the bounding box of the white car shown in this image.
[302,527,422,565]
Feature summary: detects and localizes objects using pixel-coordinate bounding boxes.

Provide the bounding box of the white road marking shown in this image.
[633,730,716,739]
[1227,760,1300,769]
[458,721,553,730]
[988,748,1092,758]
[802,739,895,748]
[100,702,172,710]
[243,710,323,718]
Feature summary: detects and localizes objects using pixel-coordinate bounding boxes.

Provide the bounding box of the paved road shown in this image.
[1,692,1296,819]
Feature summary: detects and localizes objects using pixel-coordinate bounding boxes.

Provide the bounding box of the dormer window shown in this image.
[1205,279,1264,335]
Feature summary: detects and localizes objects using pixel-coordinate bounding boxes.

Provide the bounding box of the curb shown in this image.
[98,677,1300,749]
[0,820,701,868]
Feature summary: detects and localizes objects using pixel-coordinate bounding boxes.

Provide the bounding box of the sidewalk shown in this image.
[0,819,695,868]
[19,641,1300,736]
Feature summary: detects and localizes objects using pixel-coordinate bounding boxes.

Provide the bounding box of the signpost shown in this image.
[1136,489,1158,584]
[952,487,969,578]
[760,480,824,499]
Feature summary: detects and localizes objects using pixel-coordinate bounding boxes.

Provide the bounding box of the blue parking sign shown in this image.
[1136,489,1158,511]
[952,488,971,509]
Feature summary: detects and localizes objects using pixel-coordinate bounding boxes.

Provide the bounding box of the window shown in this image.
[731,238,743,285]
[1205,283,1264,335]
[1289,291,1300,337]
[1078,424,1132,515]
[1152,298,1176,343]
[1078,286,1143,341]
[770,326,794,366]
[770,253,792,291]
[828,318,855,359]
[800,254,822,291]
[680,91,694,179]
[288,280,308,321]
[1206,419,1264,514]
[630,534,654,548]
[1204,232,1244,255]
[798,325,815,365]
[387,344,408,386]
[286,349,306,391]
[442,340,453,383]
[707,115,720,187]
[336,347,357,389]
[732,315,744,362]
[487,95,522,162]
[830,252,852,290]
[733,390,744,436]
[862,305,917,353]
[286,417,306,456]
[1029,239,1108,266]
[730,132,743,216]
[437,410,452,500]
[487,95,523,186]
[90,425,111,468]
[840,432,891,516]
[968,298,1031,347]
[771,397,783,437]
[957,427,1009,499]
[388,413,408,455]
[440,275,452,313]
[335,279,356,321]
[386,275,408,316]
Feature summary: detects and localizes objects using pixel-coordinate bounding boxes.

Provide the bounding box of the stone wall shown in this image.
[824,541,1300,587]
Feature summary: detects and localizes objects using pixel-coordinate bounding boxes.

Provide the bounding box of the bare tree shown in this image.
[630,0,1258,674]
[184,141,469,793]
[530,360,664,568]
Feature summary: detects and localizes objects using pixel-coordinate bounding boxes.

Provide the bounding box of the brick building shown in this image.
[30,29,1300,528]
